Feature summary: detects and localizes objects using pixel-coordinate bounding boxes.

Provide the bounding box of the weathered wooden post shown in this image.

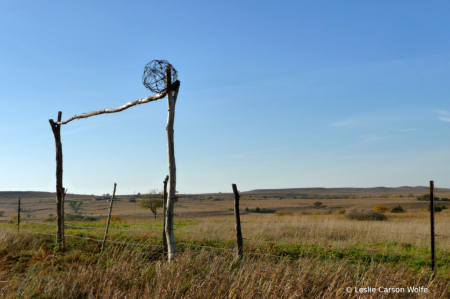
[49,111,64,245]
[165,65,180,261]
[17,197,20,232]
[232,184,244,260]
[430,180,435,272]
[102,183,117,252]
[163,175,169,257]
[61,188,67,246]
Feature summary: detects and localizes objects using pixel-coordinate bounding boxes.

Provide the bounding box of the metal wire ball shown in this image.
[142,60,178,93]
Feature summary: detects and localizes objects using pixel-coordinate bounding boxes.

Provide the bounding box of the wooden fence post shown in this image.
[165,66,180,261]
[163,175,169,257]
[102,183,117,252]
[49,111,64,245]
[232,184,243,260]
[17,197,20,232]
[430,180,435,272]
[61,188,67,246]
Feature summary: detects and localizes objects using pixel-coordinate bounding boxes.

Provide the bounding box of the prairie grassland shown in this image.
[0,212,450,298]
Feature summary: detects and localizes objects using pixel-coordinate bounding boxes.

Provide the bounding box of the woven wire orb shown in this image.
[142,60,178,93]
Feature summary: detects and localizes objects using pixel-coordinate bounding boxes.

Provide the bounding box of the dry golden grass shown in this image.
[0,231,448,298]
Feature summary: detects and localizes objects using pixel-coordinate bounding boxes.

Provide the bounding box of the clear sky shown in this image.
[1,1,450,195]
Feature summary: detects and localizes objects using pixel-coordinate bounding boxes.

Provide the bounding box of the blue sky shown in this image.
[1,1,450,195]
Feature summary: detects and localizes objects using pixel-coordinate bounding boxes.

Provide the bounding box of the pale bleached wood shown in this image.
[56,88,177,125]
[163,175,169,257]
[165,66,180,261]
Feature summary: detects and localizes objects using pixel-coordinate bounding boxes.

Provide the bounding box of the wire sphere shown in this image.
[142,60,178,93]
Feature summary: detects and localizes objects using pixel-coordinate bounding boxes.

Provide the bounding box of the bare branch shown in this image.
[57,90,166,125]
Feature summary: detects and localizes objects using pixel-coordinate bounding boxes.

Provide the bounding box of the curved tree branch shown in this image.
[56,82,179,125]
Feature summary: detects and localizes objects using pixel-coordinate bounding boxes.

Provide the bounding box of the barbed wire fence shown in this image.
[0,181,448,269]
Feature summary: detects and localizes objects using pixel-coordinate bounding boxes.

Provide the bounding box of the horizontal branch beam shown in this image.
[56,81,180,125]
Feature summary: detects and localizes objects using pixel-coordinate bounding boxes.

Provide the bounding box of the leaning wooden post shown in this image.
[163,175,169,257]
[102,183,117,252]
[232,184,244,260]
[165,66,180,261]
[49,111,64,245]
[17,197,20,232]
[430,180,436,272]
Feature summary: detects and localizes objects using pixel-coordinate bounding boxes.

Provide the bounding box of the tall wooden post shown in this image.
[49,111,64,245]
[232,184,243,260]
[102,183,117,252]
[430,180,435,272]
[165,66,180,261]
[17,197,20,232]
[163,175,169,257]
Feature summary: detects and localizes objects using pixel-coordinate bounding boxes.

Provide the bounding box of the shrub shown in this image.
[313,202,323,208]
[374,205,387,213]
[245,207,249,212]
[333,209,345,215]
[391,205,405,213]
[255,207,260,213]
[128,198,137,203]
[81,216,98,222]
[43,214,56,222]
[407,194,414,198]
[100,216,125,223]
[428,205,442,212]
[0,211,4,217]
[441,198,450,201]
[380,195,388,198]
[9,216,24,224]
[346,210,387,221]
[65,214,84,221]
[418,194,440,201]
[312,212,321,215]
[274,212,293,216]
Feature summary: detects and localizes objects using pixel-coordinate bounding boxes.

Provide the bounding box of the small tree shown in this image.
[69,201,83,213]
[0,211,4,217]
[313,201,323,208]
[255,207,261,213]
[139,189,164,220]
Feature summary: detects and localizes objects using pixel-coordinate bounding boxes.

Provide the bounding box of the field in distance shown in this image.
[0,186,448,222]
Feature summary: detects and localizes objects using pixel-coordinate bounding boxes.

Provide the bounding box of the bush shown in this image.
[428,205,442,212]
[9,216,24,224]
[255,207,260,213]
[128,198,137,203]
[43,214,56,222]
[441,198,450,201]
[245,207,249,212]
[391,205,406,213]
[100,216,125,223]
[65,214,84,221]
[81,216,98,222]
[374,205,387,213]
[333,209,345,215]
[418,194,440,201]
[313,202,323,208]
[274,212,293,216]
[346,210,387,221]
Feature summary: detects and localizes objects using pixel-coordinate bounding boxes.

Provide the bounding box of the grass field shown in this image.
[1,209,450,298]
